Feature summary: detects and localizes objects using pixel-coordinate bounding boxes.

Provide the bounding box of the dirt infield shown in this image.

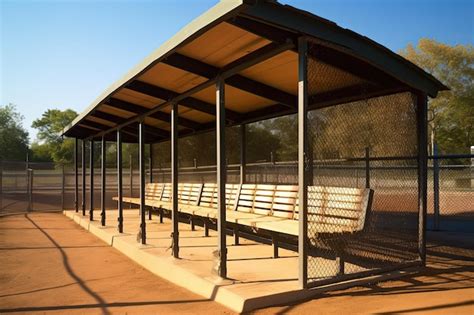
[0,213,233,314]
[255,231,474,315]
[0,212,473,314]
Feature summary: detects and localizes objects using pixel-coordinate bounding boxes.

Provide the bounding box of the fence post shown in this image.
[61,163,65,210]
[129,153,133,209]
[433,143,440,231]
[365,147,370,188]
[27,169,33,212]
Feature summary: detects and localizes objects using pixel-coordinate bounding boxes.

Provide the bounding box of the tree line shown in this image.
[1,40,472,166]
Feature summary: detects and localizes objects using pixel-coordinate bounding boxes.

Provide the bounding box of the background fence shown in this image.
[0,155,472,232]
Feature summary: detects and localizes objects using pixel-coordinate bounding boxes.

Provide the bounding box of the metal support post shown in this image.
[417,92,428,266]
[89,140,94,221]
[240,124,246,185]
[74,138,79,212]
[216,79,227,278]
[117,130,124,233]
[365,147,370,188]
[298,37,309,288]
[101,136,106,226]
[27,169,33,212]
[171,102,179,258]
[61,163,65,210]
[82,140,86,216]
[129,153,133,209]
[149,143,153,183]
[433,143,440,231]
[148,144,153,220]
[139,121,146,244]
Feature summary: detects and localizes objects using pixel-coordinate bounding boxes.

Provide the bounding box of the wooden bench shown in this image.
[115,182,373,272]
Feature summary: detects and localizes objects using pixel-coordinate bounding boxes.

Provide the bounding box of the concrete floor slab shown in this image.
[63,209,418,313]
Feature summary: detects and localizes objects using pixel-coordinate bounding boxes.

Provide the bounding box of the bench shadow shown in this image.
[264,233,474,315]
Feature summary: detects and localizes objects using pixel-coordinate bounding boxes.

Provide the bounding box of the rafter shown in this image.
[229,16,398,87]
[163,53,297,108]
[126,80,242,122]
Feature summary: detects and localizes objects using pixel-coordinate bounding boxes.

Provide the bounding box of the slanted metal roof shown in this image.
[62,0,447,143]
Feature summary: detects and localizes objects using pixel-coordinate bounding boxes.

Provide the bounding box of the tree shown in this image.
[400,39,474,154]
[31,109,78,163]
[0,104,29,161]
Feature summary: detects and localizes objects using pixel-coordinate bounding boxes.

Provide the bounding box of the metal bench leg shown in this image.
[148,207,152,220]
[159,208,164,223]
[272,233,279,258]
[190,216,195,231]
[336,248,345,275]
[204,220,209,237]
[234,226,239,245]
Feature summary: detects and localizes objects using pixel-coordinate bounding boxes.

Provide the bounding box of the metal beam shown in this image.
[242,2,444,96]
[297,37,308,289]
[80,120,111,131]
[124,122,169,139]
[139,121,146,244]
[238,85,407,125]
[92,110,128,124]
[126,80,241,122]
[230,16,398,88]
[216,79,227,278]
[163,53,297,108]
[82,140,86,216]
[100,136,106,226]
[117,129,123,233]
[99,100,201,131]
[89,140,94,221]
[171,102,179,258]
[74,41,292,141]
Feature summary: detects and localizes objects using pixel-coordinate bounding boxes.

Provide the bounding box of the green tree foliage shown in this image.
[0,104,29,160]
[31,109,78,163]
[400,39,474,154]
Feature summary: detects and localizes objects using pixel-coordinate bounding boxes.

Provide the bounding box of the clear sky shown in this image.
[1,0,473,142]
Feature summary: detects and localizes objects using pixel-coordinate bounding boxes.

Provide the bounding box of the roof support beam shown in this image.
[239,84,408,125]
[124,123,170,139]
[126,80,241,122]
[80,41,293,140]
[104,98,199,130]
[79,120,111,131]
[163,53,297,108]
[229,16,397,87]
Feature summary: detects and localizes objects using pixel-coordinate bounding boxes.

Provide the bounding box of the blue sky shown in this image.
[1,0,473,142]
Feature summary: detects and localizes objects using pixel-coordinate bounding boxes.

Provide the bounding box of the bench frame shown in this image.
[118,182,374,275]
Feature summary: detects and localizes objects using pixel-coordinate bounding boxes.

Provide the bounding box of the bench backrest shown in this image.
[145,183,164,200]
[142,182,372,234]
[143,182,237,209]
[298,186,373,233]
[198,183,239,210]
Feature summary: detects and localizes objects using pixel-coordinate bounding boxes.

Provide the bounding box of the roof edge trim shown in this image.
[62,0,248,137]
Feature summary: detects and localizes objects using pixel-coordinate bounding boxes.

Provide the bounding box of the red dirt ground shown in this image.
[0,212,473,314]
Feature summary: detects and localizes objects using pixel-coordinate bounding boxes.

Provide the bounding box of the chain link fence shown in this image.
[305,39,421,286]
